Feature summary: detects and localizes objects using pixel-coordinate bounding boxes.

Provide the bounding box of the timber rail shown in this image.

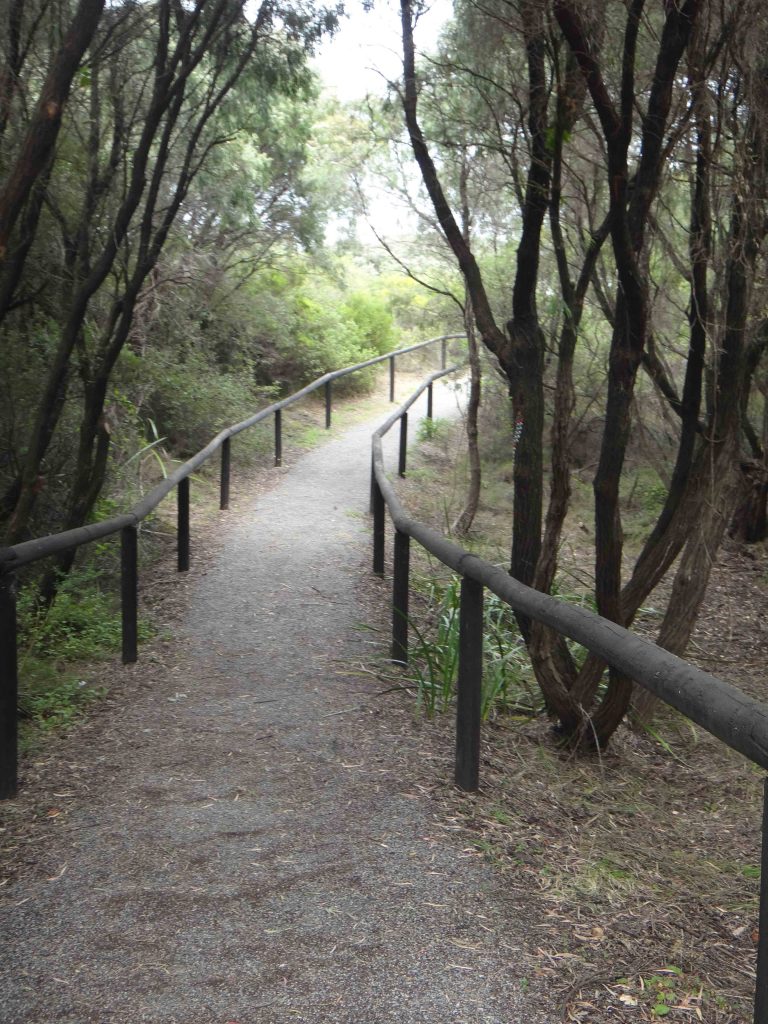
[0,334,463,801]
[371,372,768,1023]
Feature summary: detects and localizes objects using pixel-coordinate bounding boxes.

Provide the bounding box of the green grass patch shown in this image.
[406,573,544,720]
[416,416,453,444]
[17,568,152,739]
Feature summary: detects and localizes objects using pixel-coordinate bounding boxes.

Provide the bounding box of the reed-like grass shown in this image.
[406,573,544,720]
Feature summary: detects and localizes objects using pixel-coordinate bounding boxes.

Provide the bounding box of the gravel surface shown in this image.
[0,385,556,1024]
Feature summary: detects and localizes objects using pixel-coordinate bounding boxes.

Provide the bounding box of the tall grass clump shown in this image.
[407,574,544,720]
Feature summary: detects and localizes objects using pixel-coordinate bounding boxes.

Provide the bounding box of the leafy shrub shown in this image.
[416,417,452,444]
[18,568,123,661]
[341,291,395,355]
[16,566,150,732]
[263,288,381,394]
[244,268,401,394]
[121,348,276,458]
[22,675,106,732]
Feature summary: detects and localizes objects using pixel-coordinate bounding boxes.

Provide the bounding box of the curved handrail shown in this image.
[372,373,768,1023]
[0,333,464,800]
[372,379,768,771]
[0,334,464,571]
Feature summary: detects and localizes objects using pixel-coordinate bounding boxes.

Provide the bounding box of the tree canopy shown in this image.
[0,0,341,562]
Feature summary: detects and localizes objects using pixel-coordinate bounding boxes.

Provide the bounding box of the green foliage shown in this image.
[16,567,150,733]
[18,569,124,662]
[612,966,709,1019]
[406,580,461,715]
[0,0,344,551]
[243,264,407,394]
[341,292,395,355]
[545,124,572,154]
[407,574,542,719]
[416,416,452,444]
[22,675,106,733]
[624,468,668,515]
[117,348,276,460]
[294,292,377,382]
[622,467,670,542]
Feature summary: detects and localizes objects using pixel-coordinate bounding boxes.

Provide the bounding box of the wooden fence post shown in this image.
[220,437,231,510]
[121,526,138,665]
[392,529,410,663]
[372,472,385,577]
[398,412,408,478]
[0,571,18,799]
[274,409,282,467]
[455,576,483,792]
[177,477,190,572]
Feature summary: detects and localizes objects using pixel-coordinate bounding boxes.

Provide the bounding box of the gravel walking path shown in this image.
[0,384,555,1024]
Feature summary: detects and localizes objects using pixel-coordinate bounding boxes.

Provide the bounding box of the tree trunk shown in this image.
[1,0,235,544]
[730,461,768,543]
[0,0,106,312]
[555,0,703,745]
[633,445,743,723]
[452,296,482,536]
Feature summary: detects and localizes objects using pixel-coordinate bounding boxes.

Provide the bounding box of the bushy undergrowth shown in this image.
[117,348,278,460]
[16,566,151,738]
[416,416,453,444]
[249,272,397,394]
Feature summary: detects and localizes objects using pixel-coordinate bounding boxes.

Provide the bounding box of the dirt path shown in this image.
[0,384,555,1024]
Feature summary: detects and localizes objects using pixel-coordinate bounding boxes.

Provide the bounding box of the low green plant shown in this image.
[16,567,151,733]
[613,966,707,1019]
[481,595,543,718]
[19,569,123,661]
[406,574,543,720]
[406,576,461,716]
[22,676,106,732]
[416,417,451,444]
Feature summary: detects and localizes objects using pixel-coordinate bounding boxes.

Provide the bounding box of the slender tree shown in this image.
[399,0,768,746]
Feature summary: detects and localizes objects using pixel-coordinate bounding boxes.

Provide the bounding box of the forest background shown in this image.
[5,3,768,1018]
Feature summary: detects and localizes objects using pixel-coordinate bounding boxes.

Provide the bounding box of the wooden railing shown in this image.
[0,334,464,800]
[371,371,768,1023]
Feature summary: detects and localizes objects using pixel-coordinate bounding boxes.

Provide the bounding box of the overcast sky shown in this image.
[312,0,451,101]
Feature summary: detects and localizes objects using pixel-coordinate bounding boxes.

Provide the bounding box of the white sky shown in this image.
[311,0,453,246]
[312,0,452,101]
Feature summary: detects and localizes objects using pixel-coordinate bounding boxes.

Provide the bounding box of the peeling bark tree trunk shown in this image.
[453,292,482,536]
[452,159,481,537]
